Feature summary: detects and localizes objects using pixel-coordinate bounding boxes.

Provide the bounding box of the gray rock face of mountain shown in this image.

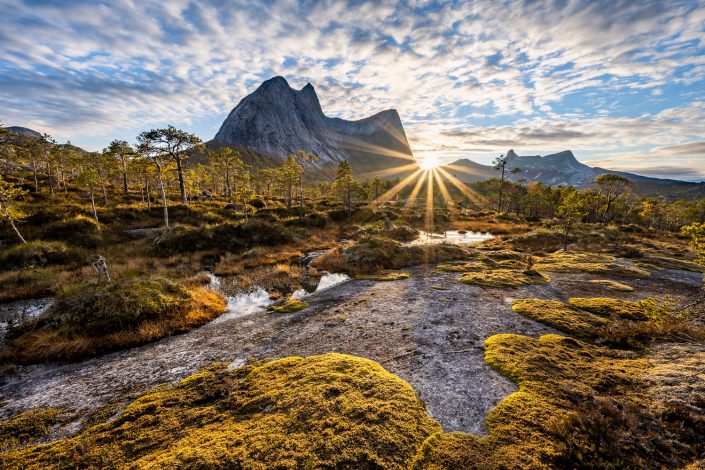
[213,76,414,173]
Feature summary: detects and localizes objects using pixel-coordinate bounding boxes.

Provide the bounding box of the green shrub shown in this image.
[153,220,293,255]
[283,211,331,228]
[36,215,102,248]
[2,275,225,363]
[0,240,79,269]
[46,276,193,336]
[248,198,267,209]
[509,228,565,252]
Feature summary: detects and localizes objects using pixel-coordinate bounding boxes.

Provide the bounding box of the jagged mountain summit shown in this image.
[213,76,414,173]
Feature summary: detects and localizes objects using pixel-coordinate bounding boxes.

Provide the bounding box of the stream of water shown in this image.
[207,271,351,322]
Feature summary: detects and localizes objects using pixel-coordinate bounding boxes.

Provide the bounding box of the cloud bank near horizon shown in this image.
[1,0,704,180]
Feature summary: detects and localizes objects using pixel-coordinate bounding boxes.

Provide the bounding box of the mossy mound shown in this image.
[588,279,634,292]
[511,297,702,347]
[507,228,565,252]
[36,215,102,248]
[315,235,469,275]
[568,298,646,320]
[460,269,550,288]
[1,276,225,363]
[0,240,80,270]
[535,251,651,278]
[153,219,293,255]
[411,333,704,469]
[268,297,309,313]
[356,271,410,281]
[1,354,441,469]
[437,260,487,272]
[0,408,60,453]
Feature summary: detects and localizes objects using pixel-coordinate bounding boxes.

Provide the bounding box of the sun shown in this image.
[419,155,441,170]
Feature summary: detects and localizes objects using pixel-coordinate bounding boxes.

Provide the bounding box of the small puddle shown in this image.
[405,230,494,245]
[206,271,351,322]
[292,272,351,299]
[206,273,273,322]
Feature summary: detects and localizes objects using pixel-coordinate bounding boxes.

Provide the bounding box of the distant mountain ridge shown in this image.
[3,126,43,138]
[445,149,705,198]
[212,76,415,174]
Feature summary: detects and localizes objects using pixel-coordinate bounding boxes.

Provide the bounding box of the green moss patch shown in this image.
[461,269,550,288]
[152,219,293,255]
[315,235,470,275]
[36,215,102,248]
[0,241,81,270]
[0,276,225,364]
[588,279,634,292]
[437,261,486,272]
[1,354,440,469]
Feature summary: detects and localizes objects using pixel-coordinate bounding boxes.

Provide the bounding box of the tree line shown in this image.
[0,124,392,239]
[475,161,705,231]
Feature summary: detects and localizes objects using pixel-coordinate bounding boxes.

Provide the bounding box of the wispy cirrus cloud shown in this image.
[0,0,704,179]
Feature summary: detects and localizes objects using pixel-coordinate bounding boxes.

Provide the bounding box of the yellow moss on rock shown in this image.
[535,251,651,278]
[356,271,410,281]
[267,297,309,313]
[412,333,650,469]
[0,408,60,453]
[461,269,550,288]
[512,299,609,337]
[588,279,634,292]
[568,297,646,320]
[1,354,441,469]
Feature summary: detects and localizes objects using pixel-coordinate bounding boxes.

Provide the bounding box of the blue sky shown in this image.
[1,0,704,180]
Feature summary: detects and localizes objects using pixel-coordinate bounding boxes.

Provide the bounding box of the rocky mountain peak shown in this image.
[298,83,322,115]
[213,76,414,173]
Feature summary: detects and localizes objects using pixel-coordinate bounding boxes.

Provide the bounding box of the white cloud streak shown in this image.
[0,0,703,176]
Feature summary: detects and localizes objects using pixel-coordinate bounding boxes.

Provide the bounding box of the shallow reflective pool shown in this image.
[405,230,494,245]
